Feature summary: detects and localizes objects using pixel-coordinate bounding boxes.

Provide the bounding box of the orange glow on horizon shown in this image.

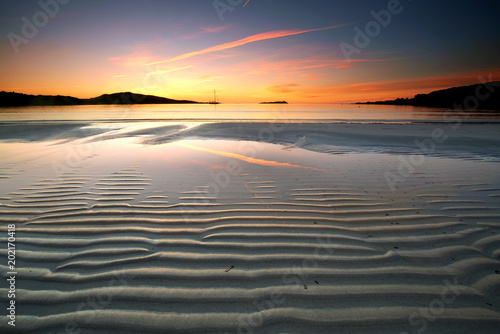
[1,17,498,104]
[2,67,498,104]
[1,0,499,106]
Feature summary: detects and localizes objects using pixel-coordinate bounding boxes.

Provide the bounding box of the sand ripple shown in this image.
[1,155,499,334]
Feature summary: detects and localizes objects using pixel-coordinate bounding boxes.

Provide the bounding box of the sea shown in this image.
[0,103,499,122]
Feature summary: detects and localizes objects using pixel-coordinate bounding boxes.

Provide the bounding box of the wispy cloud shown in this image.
[146,25,346,65]
[112,74,129,78]
[300,72,328,81]
[147,65,194,75]
[109,50,156,67]
[181,25,231,39]
[267,84,299,94]
[244,53,411,76]
[289,69,500,103]
[200,25,230,33]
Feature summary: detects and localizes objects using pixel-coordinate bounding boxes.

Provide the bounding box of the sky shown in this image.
[1,0,499,103]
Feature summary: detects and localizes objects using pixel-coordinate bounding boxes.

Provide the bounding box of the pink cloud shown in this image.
[200,25,230,33]
[267,84,299,94]
[109,49,156,67]
[181,25,231,39]
[147,25,346,65]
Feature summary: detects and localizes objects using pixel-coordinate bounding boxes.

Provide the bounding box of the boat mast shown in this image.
[209,89,220,104]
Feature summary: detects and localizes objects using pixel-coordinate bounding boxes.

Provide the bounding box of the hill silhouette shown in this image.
[357,82,500,110]
[0,91,200,107]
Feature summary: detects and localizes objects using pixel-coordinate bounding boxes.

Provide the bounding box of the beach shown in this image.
[1,117,500,333]
[2,0,500,331]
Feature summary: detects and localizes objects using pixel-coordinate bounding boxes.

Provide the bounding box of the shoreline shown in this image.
[1,121,499,162]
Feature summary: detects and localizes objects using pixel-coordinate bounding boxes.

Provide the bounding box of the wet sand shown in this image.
[1,121,500,333]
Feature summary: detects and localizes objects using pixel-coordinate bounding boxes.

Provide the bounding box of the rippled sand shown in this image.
[1,121,500,333]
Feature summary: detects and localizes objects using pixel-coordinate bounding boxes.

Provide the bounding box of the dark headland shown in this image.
[0,91,200,107]
[357,81,500,110]
[260,101,288,104]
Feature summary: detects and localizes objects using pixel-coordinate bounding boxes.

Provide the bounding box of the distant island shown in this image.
[357,81,500,110]
[260,101,288,104]
[0,91,200,107]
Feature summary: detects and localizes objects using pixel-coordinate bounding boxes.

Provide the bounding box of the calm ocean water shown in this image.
[0,104,499,122]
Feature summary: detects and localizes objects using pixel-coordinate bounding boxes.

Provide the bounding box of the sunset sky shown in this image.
[1,0,499,103]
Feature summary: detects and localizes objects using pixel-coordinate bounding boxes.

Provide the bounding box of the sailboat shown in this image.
[209,90,220,104]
